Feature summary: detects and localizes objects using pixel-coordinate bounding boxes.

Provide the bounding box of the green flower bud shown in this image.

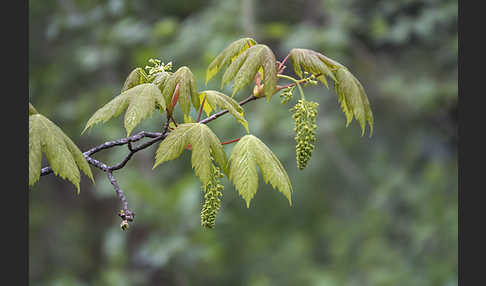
[280,85,296,104]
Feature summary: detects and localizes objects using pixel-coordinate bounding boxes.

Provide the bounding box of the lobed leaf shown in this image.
[221,44,278,100]
[289,48,374,136]
[199,90,249,133]
[228,135,292,208]
[206,37,257,84]
[29,108,94,192]
[152,71,171,92]
[289,48,340,88]
[334,68,374,136]
[162,66,199,116]
[121,67,149,93]
[83,83,166,136]
[153,123,228,185]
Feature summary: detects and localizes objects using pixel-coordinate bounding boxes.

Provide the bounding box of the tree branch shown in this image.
[38,93,262,228]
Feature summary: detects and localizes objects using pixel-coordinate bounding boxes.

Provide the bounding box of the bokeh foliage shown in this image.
[29,0,457,285]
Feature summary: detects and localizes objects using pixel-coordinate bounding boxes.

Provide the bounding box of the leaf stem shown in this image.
[278,54,290,74]
[221,138,241,145]
[168,113,178,127]
[197,93,207,122]
[277,74,306,99]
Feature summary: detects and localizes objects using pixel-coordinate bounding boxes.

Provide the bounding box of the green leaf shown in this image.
[206,37,257,84]
[199,90,249,133]
[162,66,199,116]
[29,110,94,192]
[289,48,341,88]
[334,68,374,136]
[288,48,374,136]
[121,68,149,93]
[184,114,195,123]
[228,135,292,208]
[221,44,278,100]
[199,92,213,117]
[83,83,166,136]
[153,123,228,184]
[152,71,171,91]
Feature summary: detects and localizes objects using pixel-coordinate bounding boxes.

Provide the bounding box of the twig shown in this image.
[40,130,163,176]
[275,73,323,92]
[107,171,135,227]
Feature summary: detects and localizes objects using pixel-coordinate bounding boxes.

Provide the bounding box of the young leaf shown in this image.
[289,48,374,136]
[83,83,166,136]
[162,66,199,116]
[29,106,94,192]
[153,123,228,184]
[121,67,149,92]
[221,44,278,100]
[152,70,171,91]
[289,48,340,88]
[199,90,249,133]
[334,68,374,136]
[206,37,257,84]
[228,135,292,208]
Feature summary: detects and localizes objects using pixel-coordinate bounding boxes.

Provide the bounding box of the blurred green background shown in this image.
[29,0,457,285]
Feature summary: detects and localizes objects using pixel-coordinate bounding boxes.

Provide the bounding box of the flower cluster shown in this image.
[201,164,224,228]
[280,85,295,104]
[144,58,173,75]
[301,71,319,87]
[290,99,319,170]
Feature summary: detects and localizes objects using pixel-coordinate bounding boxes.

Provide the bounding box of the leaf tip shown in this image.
[81,125,89,135]
[152,162,158,170]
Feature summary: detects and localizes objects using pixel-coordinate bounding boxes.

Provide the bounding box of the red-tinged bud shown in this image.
[169,83,181,113]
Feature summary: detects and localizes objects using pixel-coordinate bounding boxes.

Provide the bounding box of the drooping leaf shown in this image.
[354,76,374,136]
[206,37,257,84]
[162,66,199,116]
[153,123,228,184]
[221,44,278,100]
[334,68,374,136]
[152,70,171,91]
[289,48,340,88]
[121,67,149,93]
[29,106,94,192]
[289,48,374,136]
[199,90,249,133]
[228,135,292,208]
[83,83,166,136]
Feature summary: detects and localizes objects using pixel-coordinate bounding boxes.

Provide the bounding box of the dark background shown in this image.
[29,0,457,285]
